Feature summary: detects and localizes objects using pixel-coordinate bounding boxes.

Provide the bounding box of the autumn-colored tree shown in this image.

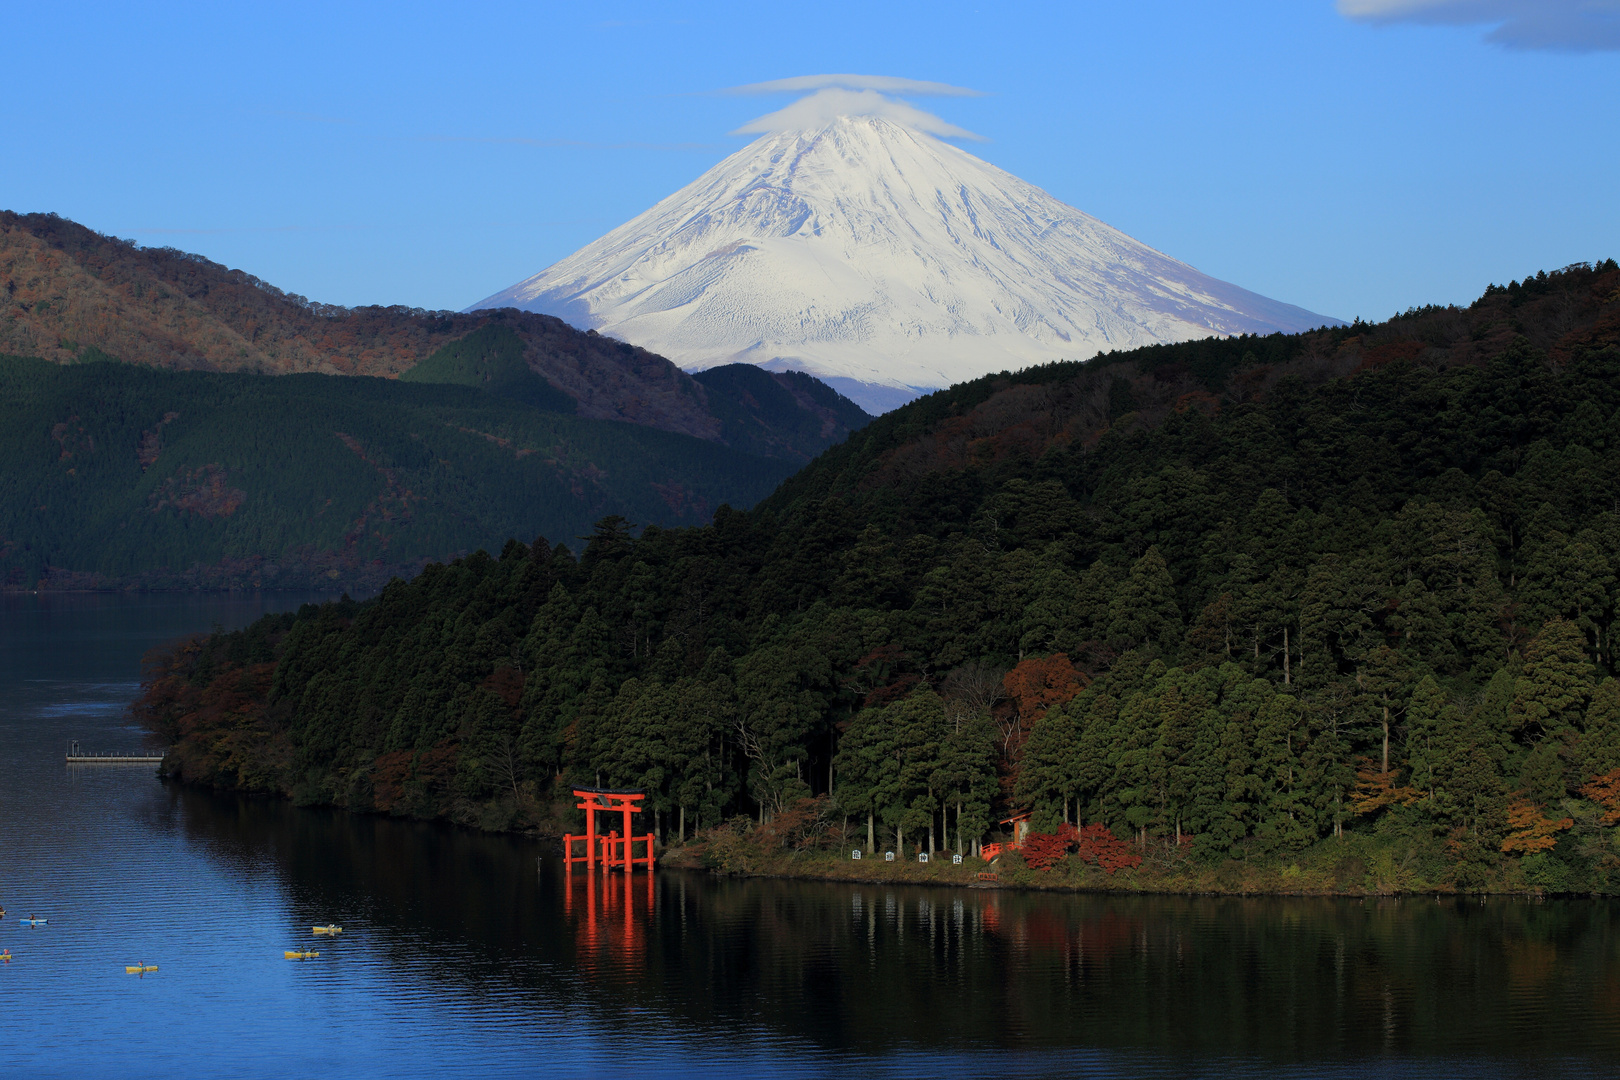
[1351,757,1423,815]
[1074,822,1143,874]
[998,654,1087,790]
[1499,797,1573,854]
[755,795,835,852]
[1022,823,1079,870]
[1578,768,1620,826]
[1003,654,1086,724]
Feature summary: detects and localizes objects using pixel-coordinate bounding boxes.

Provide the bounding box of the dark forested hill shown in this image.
[0,357,792,592]
[0,211,869,461]
[691,363,873,462]
[142,260,1620,893]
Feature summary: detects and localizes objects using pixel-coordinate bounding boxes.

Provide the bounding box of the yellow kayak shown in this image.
[312,925,343,935]
[125,965,159,974]
[284,950,319,960]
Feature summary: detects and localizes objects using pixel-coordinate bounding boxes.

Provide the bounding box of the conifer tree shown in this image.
[1405,675,1450,809]
[1512,618,1596,739]
[1580,678,1620,779]
[1106,546,1181,655]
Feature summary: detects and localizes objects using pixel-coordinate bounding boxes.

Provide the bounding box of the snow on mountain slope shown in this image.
[471,115,1338,410]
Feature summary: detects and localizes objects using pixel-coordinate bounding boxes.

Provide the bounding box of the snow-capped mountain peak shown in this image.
[472,113,1337,413]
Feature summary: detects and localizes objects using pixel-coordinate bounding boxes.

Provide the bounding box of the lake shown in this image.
[3,592,1619,1078]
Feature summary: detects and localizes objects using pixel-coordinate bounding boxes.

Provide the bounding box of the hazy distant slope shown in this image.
[0,211,870,459]
[0,356,795,591]
[475,115,1340,409]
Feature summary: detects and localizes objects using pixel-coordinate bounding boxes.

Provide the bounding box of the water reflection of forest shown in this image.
[167,785,1620,1060]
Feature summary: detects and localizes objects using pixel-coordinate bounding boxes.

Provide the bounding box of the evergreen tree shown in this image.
[1512,618,1596,739]
[1581,678,1620,779]
[1106,546,1182,655]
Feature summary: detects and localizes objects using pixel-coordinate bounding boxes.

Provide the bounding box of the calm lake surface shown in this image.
[5,593,1620,1078]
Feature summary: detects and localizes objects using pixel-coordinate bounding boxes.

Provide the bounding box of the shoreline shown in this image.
[163,776,1599,898]
[630,838,1596,898]
[662,854,1589,898]
[2,582,387,596]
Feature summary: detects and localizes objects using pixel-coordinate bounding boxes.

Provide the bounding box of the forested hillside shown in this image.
[141,261,1620,892]
[0,357,792,591]
[0,211,869,461]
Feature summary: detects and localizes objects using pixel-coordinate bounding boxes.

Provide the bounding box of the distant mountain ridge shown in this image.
[0,211,870,463]
[474,115,1341,413]
[0,210,872,590]
[0,355,799,592]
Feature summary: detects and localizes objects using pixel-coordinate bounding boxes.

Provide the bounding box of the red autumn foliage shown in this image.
[1020,821,1143,874]
[1002,654,1086,724]
[1021,824,1078,870]
[371,750,414,811]
[755,795,836,851]
[132,637,286,793]
[998,655,1088,790]
[1076,822,1143,874]
[847,644,921,708]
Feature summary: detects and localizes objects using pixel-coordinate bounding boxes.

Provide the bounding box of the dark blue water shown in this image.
[4,592,1619,1078]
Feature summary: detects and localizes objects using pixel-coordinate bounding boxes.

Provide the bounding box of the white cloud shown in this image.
[732,88,984,140]
[726,77,986,141]
[1337,0,1620,51]
[725,74,983,97]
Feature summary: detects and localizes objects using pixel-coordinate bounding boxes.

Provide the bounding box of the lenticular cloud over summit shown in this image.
[733,88,984,142]
[471,79,1340,413]
[726,76,987,141]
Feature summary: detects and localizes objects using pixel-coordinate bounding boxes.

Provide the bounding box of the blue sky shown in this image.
[4,0,1615,324]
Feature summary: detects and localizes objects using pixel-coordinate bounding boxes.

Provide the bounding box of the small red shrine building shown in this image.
[981,810,1032,861]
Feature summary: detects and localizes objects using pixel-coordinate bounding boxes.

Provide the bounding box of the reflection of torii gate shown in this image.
[565,860,652,976]
[563,787,656,872]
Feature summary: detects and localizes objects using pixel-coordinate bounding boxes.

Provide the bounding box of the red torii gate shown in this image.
[563,787,656,873]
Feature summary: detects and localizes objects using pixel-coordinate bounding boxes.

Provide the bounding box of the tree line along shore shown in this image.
[135,261,1620,894]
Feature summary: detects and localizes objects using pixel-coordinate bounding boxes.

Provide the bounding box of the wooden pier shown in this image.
[66,740,166,764]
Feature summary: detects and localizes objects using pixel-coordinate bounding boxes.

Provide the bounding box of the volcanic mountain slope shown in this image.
[0,211,868,462]
[474,115,1340,413]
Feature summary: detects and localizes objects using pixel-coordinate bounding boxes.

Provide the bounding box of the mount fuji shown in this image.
[472,112,1339,413]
